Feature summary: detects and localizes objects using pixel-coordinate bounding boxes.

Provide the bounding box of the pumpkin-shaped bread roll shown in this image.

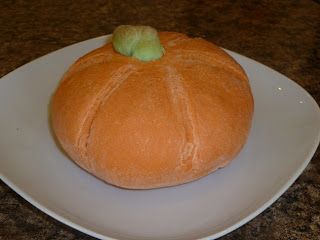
[51,26,254,189]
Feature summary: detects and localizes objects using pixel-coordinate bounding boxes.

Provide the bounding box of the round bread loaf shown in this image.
[51,31,254,189]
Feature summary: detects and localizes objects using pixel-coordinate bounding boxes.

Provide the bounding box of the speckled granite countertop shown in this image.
[0,0,319,239]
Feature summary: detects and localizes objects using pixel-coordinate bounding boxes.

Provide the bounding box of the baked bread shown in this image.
[51,27,254,189]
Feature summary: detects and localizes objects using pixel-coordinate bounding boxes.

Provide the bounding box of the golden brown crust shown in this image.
[51,32,254,189]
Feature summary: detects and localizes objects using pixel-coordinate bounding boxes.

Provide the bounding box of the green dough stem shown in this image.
[112,25,165,61]
[132,40,164,61]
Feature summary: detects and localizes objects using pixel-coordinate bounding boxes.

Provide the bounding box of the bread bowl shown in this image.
[51,25,254,189]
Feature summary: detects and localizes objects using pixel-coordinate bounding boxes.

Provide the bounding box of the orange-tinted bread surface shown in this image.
[51,32,254,189]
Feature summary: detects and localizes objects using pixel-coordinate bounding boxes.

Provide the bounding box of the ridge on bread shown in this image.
[51,32,254,189]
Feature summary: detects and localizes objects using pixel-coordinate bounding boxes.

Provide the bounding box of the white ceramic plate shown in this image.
[1,35,320,240]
